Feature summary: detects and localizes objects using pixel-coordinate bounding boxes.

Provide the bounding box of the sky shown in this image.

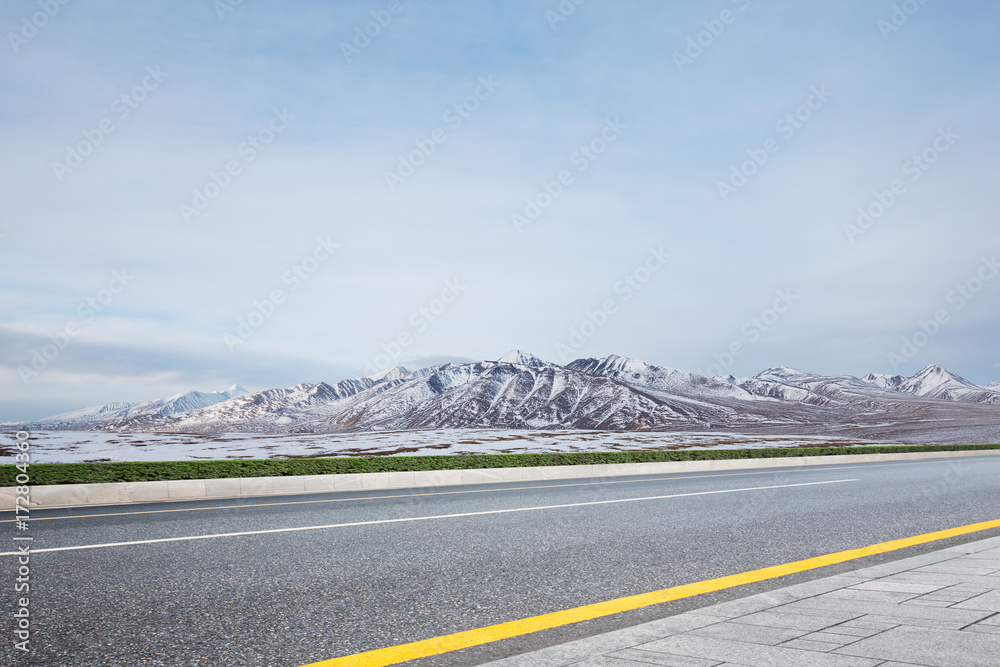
[2,0,999,421]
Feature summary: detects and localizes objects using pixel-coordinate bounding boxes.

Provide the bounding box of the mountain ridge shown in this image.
[5,355,999,442]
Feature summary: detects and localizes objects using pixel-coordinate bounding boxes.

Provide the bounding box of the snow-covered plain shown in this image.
[1,429,915,464]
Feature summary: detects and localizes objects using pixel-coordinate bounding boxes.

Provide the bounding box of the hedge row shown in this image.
[3,443,1000,486]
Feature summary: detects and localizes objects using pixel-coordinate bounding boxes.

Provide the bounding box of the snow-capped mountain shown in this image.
[13,385,249,430]
[731,365,1000,407]
[860,364,1000,404]
[5,354,1000,443]
[737,366,910,407]
[310,357,673,431]
[98,371,412,433]
[567,354,753,401]
[861,372,905,391]
[496,350,549,367]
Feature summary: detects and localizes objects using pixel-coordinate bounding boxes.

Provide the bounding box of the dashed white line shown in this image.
[0,479,857,556]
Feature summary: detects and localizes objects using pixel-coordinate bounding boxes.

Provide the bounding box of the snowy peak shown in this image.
[900,364,977,395]
[753,366,810,382]
[862,373,905,390]
[735,366,920,407]
[567,354,652,377]
[155,385,250,415]
[20,384,250,428]
[859,365,999,404]
[496,350,549,367]
[41,401,140,423]
[365,366,411,382]
[567,355,751,400]
[895,364,996,402]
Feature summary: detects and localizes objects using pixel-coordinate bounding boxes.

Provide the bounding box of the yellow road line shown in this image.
[4,455,984,523]
[301,517,1000,667]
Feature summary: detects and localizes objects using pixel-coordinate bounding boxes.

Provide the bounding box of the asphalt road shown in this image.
[6,454,1000,667]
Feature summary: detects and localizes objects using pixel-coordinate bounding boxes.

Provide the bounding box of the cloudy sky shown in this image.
[2,0,998,421]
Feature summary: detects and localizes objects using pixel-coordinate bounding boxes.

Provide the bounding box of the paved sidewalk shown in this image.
[484,535,1000,667]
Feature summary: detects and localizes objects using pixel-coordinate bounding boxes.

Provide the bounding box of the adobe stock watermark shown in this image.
[511,117,627,233]
[716,84,833,202]
[554,246,670,363]
[673,0,752,73]
[341,0,407,63]
[11,431,33,654]
[363,278,468,375]
[179,107,294,223]
[18,269,134,383]
[51,66,168,182]
[697,288,800,377]
[887,255,998,370]
[545,0,587,31]
[878,0,931,41]
[844,126,959,244]
[7,0,70,54]
[915,458,966,504]
[224,237,339,351]
[384,75,501,192]
[214,0,244,21]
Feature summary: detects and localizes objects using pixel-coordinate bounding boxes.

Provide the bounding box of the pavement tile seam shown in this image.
[836,620,900,631]
[930,593,991,602]
[797,631,860,645]
[907,595,966,602]
[724,610,850,633]
[777,638,842,652]
[965,552,1000,560]
[636,634,887,667]
[829,624,1000,665]
[958,610,999,631]
[858,614,972,630]
[802,622,902,654]
[836,553,958,580]
[820,627,884,638]
[846,581,947,595]
[767,603,867,622]
[947,588,998,601]
[615,647,726,665]
[786,594,995,623]
[606,647,726,666]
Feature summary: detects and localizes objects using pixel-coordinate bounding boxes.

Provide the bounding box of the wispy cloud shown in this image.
[2,0,999,419]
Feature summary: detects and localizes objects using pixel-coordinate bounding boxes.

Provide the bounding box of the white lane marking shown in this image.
[0,479,857,556]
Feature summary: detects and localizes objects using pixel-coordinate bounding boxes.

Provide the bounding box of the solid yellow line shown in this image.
[301,516,1000,667]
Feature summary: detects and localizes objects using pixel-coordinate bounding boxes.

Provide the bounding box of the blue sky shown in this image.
[2,0,999,420]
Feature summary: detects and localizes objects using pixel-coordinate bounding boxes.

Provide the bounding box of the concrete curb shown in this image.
[4,449,998,510]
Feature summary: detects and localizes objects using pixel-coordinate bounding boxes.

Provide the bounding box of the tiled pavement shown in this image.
[484,535,1000,667]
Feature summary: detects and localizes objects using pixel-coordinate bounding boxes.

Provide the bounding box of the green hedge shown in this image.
[3,443,999,486]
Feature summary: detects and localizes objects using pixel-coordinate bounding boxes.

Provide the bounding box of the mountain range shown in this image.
[6,352,1000,443]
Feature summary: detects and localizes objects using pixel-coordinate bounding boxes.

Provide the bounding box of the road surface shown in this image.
[5,453,1000,666]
